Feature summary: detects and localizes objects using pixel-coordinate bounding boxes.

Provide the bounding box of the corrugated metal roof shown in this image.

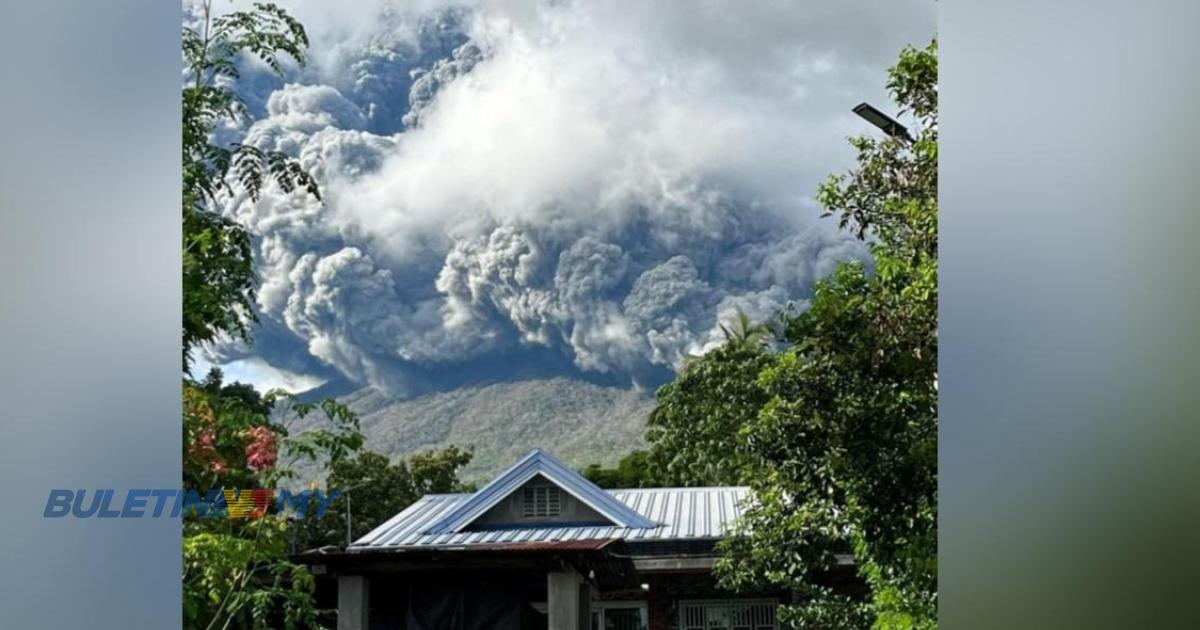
[469,539,618,551]
[352,486,751,550]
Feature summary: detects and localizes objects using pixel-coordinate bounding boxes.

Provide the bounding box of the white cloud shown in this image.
[191,355,326,394]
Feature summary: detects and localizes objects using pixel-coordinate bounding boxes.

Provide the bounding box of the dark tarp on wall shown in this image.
[405,586,545,630]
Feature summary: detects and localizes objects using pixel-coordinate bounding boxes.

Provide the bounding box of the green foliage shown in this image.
[271,395,365,480]
[818,44,937,257]
[582,450,659,489]
[178,6,370,628]
[650,41,939,629]
[298,446,475,548]
[183,518,320,630]
[724,40,938,629]
[182,1,320,369]
[645,311,777,486]
[183,369,363,491]
[182,368,364,629]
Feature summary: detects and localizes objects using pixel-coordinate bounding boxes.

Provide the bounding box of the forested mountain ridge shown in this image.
[288,377,653,483]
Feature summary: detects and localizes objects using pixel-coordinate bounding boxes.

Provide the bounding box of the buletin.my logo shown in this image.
[42,488,342,519]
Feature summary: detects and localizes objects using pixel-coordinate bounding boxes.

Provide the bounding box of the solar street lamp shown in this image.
[852,102,913,142]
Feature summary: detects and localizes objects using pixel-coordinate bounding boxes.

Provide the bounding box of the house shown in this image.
[302,448,811,630]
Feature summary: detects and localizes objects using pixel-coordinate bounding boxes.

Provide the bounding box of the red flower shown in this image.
[244,426,278,471]
[189,429,218,460]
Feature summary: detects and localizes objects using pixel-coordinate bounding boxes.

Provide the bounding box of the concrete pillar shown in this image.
[547,570,585,630]
[337,574,369,630]
[578,582,592,630]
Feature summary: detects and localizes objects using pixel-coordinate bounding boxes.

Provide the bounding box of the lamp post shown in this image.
[342,479,374,548]
[852,102,913,143]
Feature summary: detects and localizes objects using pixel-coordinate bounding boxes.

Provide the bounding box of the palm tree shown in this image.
[679,309,776,371]
[717,309,775,350]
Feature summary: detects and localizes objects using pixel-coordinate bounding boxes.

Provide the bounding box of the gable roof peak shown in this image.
[422,448,657,534]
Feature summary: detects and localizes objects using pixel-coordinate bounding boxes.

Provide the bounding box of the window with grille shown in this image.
[522,484,563,518]
[590,602,648,630]
[677,600,777,630]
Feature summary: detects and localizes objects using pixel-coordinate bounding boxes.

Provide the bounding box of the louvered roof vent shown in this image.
[522,484,563,518]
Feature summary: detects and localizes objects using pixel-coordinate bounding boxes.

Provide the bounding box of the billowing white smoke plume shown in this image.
[200,0,935,394]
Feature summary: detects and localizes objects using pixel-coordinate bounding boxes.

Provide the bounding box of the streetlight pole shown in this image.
[342,479,374,548]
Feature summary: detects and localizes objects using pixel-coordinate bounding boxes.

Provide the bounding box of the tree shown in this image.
[641,41,937,628]
[184,517,323,630]
[301,446,476,547]
[182,370,364,630]
[183,369,363,495]
[645,310,778,487]
[182,0,320,370]
[718,309,777,351]
[716,40,938,629]
[582,450,659,489]
[180,5,366,628]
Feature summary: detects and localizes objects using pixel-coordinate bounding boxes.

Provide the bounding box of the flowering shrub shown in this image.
[244,426,278,471]
[182,368,362,629]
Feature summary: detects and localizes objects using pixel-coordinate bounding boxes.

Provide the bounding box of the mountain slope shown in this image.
[290,377,654,484]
